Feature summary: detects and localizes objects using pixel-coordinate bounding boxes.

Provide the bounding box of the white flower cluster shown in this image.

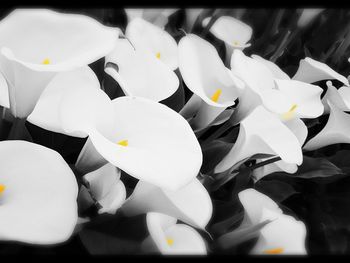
[0,8,348,255]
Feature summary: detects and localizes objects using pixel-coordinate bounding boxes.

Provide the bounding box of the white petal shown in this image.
[251,55,290,80]
[215,106,303,173]
[179,94,203,120]
[292,57,349,86]
[190,102,226,131]
[322,83,350,113]
[105,39,179,102]
[231,49,275,94]
[251,208,307,255]
[275,79,324,119]
[83,163,121,202]
[206,16,252,49]
[121,178,212,229]
[0,72,9,108]
[0,140,78,244]
[98,180,126,215]
[27,66,104,137]
[304,102,350,151]
[283,118,308,146]
[178,34,243,107]
[0,9,118,117]
[238,188,282,225]
[145,212,207,255]
[126,17,178,70]
[87,96,203,191]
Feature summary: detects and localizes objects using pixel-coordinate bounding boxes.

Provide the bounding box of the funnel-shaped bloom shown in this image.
[0,9,118,118]
[239,189,307,255]
[215,106,302,173]
[0,140,78,244]
[142,212,207,255]
[178,34,244,130]
[121,178,212,229]
[125,9,178,28]
[321,81,350,113]
[126,17,178,70]
[202,15,252,50]
[83,163,126,214]
[292,57,349,87]
[28,70,202,191]
[304,102,350,151]
[231,50,323,123]
[105,39,179,102]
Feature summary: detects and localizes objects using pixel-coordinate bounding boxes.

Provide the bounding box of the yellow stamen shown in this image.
[0,184,5,194]
[117,140,128,147]
[263,247,284,254]
[166,238,174,246]
[233,41,239,46]
[156,52,161,59]
[281,104,298,120]
[42,58,50,65]
[211,89,222,103]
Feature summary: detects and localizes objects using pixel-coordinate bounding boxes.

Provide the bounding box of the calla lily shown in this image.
[121,178,212,229]
[125,17,178,70]
[125,9,178,28]
[238,188,307,255]
[215,105,303,174]
[252,117,308,181]
[292,57,349,87]
[202,15,252,49]
[202,15,252,65]
[231,50,324,123]
[304,101,350,151]
[105,38,179,102]
[0,73,9,108]
[0,140,78,244]
[142,212,207,255]
[83,163,126,214]
[178,34,244,130]
[321,81,350,113]
[0,9,118,118]
[28,69,202,191]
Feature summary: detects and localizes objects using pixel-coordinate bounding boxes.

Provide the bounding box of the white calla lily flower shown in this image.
[292,57,349,87]
[215,105,303,173]
[231,50,324,123]
[239,189,307,255]
[0,9,118,118]
[304,101,350,151]
[105,39,179,102]
[178,34,244,130]
[321,81,350,113]
[121,178,212,229]
[125,9,178,28]
[142,212,207,255]
[126,17,178,70]
[83,163,126,214]
[202,15,252,49]
[0,140,78,244]
[203,15,252,65]
[28,71,202,191]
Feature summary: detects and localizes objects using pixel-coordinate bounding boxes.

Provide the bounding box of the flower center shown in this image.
[117,140,128,147]
[233,41,239,46]
[0,184,5,195]
[263,247,284,254]
[156,52,161,59]
[42,58,50,65]
[211,89,222,103]
[281,104,298,120]
[166,238,174,246]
